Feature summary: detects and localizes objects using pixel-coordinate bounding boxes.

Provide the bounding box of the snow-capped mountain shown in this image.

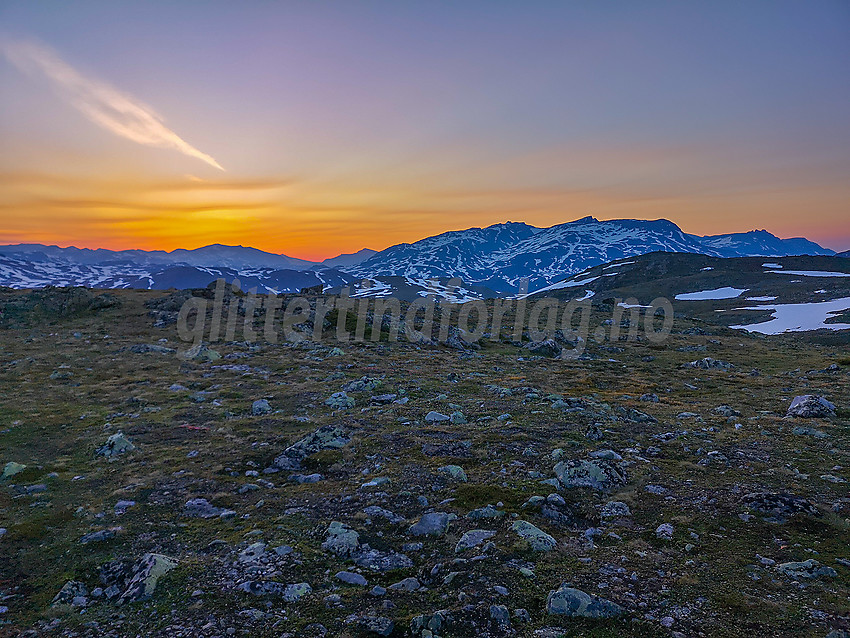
[346,217,832,294]
[0,217,832,295]
[0,243,314,271]
[0,254,354,294]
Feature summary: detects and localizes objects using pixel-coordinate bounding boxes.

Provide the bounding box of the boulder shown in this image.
[97,432,135,457]
[252,399,272,415]
[511,520,557,551]
[409,512,451,537]
[546,585,624,618]
[554,458,627,491]
[787,395,836,418]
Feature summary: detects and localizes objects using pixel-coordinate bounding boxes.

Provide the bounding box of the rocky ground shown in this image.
[0,287,848,637]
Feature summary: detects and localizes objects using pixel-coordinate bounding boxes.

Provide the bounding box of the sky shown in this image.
[1,1,848,260]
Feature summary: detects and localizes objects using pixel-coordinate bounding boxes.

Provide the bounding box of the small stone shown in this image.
[656,523,674,540]
[425,411,450,423]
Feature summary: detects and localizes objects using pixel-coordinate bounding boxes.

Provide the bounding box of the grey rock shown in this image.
[787,395,836,418]
[252,399,272,415]
[490,604,511,627]
[236,581,312,601]
[425,411,450,423]
[388,576,420,592]
[655,523,674,540]
[336,571,368,586]
[409,512,451,537]
[118,553,177,603]
[681,357,733,370]
[353,548,414,572]
[601,501,631,518]
[361,616,394,636]
[184,498,234,519]
[52,581,88,606]
[455,529,496,552]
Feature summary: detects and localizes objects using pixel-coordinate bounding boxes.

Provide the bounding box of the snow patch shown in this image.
[730,297,850,334]
[675,287,747,301]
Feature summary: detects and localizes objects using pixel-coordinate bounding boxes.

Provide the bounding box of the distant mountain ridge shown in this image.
[347,217,832,294]
[0,216,834,294]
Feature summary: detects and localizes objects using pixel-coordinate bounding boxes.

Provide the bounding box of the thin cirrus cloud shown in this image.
[2,39,224,171]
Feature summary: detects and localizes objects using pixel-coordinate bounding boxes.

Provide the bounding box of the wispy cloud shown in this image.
[2,39,224,171]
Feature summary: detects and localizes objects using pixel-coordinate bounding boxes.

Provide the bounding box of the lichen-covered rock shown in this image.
[553,458,626,490]
[741,492,819,521]
[1,462,26,480]
[322,521,360,557]
[184,498,235,519]
[118,553,177,603]
[97,432,135,457]
[437,464,468,482]
[425,411,450,422]
[680,357,733,370]
[342,376,382,392]
[776,559,837,580]
[251,399,272,415]
[236,581,312,601]
[352,548,413,572]
[787,395,836,418]
[325,391,355,409]
[274,425,350,469]
[511,520,556,551]
[467,504,505,520]
[546,585,624,617]
[601,501,631,518]
[180,342,221,362]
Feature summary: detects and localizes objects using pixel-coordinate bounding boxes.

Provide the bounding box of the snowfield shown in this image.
[675,287,747,301]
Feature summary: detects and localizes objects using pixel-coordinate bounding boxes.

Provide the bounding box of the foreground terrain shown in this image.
[0,286,848,637]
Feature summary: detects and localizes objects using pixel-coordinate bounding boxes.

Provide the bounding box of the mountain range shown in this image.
[0,217,836,296]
